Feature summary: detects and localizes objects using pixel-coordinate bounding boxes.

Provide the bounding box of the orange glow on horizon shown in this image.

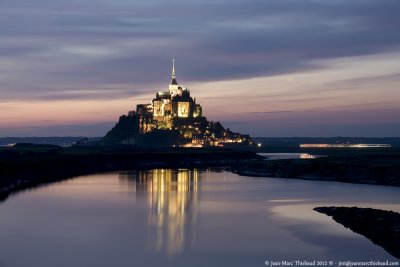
[0,99,136,127]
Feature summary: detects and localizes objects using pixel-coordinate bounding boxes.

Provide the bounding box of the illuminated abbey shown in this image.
[102,60,251,147]
[136,60,202,133]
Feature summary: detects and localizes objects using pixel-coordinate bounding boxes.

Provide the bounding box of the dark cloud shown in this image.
[1,0,400,101]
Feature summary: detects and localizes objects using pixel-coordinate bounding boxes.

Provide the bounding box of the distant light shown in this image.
[300,153,315,159]
[300,144,391,148]
[257,143,262,147]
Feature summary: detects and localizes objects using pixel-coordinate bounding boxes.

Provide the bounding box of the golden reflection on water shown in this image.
[120,169,199,257]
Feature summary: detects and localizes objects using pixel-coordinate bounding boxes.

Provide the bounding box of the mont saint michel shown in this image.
[1,1,400,266]
[101,60,252,147]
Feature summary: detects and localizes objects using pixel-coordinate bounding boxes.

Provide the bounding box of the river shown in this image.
[0,167,399,266]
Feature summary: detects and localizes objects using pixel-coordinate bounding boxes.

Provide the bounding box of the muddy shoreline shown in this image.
[232,153,400,187]
[315,206,400,259]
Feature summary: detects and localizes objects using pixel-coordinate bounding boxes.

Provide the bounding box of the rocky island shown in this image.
[100,60,252,148]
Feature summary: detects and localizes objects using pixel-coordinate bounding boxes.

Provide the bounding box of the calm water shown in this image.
[0,168,399,267]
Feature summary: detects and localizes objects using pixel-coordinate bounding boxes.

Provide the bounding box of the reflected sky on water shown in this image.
[0,169,399,267]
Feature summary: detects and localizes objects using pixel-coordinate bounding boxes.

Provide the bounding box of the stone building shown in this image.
[137,60,202,133]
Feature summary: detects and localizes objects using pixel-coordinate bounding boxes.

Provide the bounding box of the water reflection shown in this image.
[120,169,199,257]
[0,170,398,266]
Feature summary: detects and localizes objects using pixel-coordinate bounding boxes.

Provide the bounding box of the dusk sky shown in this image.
[1,0,400,137]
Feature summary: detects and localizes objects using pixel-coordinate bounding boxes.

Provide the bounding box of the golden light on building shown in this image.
[136,60,202,132]
[177,102,190,118]
[128,60,251,147]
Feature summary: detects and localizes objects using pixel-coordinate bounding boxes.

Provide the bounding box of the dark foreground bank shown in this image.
[0,145,260,202]
[232,151,400,187]
[315,207,400,260]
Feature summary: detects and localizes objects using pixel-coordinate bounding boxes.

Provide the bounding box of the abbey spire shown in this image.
[171,59,178,85]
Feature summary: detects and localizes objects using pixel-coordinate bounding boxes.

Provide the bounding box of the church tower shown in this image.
[171,59,177,85]
[169,59,180,96]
